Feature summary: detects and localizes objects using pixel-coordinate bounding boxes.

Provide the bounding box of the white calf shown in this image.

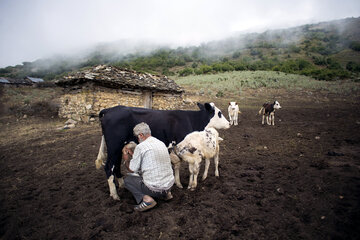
[171,127,223,191]
[228,102,240,125]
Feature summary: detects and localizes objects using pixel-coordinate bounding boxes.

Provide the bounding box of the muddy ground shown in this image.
[0,89,360,239]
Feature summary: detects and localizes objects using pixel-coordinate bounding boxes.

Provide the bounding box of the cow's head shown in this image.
[199,102,230,130]
[273,101,281,109]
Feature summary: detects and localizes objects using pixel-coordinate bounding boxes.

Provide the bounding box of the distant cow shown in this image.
[171,127,223,190]
[258,101,282,125]
[228,102,240,125]
[95,103,230,200]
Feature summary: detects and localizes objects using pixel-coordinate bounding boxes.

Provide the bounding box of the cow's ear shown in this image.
[204,103,214,112]
[229,102,231,105]
[197,102,204,110]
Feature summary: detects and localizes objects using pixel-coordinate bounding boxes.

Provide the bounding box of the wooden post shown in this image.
[143,91,152,109]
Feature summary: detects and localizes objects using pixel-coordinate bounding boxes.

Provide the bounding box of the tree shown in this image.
[349,41,360,51]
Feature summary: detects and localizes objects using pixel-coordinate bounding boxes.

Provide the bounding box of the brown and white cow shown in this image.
[258,101,281,125]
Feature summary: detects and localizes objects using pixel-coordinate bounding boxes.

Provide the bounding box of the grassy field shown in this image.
[174,71,360,97]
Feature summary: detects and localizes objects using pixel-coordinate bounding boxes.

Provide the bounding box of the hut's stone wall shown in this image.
[58,85,184,122]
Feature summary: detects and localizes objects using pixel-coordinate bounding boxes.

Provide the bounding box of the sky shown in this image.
[0,0,359,68]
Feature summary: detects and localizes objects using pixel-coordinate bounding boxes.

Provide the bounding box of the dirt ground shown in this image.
[0,88,360,240]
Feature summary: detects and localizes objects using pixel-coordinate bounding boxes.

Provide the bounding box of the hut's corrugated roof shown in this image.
[0,77,30,85]
[0,78,10,84]
[26,77,44,83]
[56,65,184,93]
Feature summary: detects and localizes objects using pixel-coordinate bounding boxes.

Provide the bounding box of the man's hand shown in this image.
[123,149,134,173]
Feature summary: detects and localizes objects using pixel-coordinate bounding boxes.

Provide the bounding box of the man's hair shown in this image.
[133,122,151,136]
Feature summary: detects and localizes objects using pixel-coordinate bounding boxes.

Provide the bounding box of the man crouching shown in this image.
[123,122,174,212]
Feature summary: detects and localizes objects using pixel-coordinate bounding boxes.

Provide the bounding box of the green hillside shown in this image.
[1,17,360,81]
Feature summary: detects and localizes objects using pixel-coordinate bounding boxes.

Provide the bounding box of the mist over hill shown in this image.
[1,17,359,81]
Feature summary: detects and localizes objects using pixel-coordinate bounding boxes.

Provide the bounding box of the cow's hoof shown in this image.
[110,193,120,201]
[118,177,125,188]
[190,187,196,191]
[176,183,184,189]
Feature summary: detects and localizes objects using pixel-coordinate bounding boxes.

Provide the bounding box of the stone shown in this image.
[64,123,76,129]
[65,119,77,125]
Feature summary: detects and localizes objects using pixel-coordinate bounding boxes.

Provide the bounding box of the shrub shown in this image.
[313,56,327,66]
[194,68,203,75]
[346,61,360,72]
[232,51,241,59]
[289,44,301,53]
[191,62,198,68]
[216,91,224,98]
[199,65,213,74]
[178,68,193,76]
[349,41,360,51]
[233,62,246,71]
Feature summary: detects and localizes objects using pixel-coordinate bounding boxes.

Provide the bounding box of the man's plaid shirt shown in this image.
[129,136,174,192]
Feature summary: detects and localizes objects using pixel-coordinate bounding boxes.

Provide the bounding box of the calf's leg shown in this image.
[190,160,200,191]
[229,115,234,125]
[170,151,183,188]
[202,158,210,181]
[214,152,220,177]
[271,112,275,125]
[266,115,271,125]
[188,163,195,190]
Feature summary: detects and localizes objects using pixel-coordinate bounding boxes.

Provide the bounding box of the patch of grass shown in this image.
[174,71,360,96]
[0,86,61,117]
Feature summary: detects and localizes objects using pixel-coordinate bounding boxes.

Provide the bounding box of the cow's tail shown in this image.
[95,108,110,169]
[95,135,107,169]
[99,108,111,129]
[258,107,264,115]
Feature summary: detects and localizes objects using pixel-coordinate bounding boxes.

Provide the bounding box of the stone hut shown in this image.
[55,65,184,122]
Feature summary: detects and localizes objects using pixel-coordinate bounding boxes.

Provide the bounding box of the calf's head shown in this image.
[198,102,230,130]
[229,102,238,111]
[273,101,282,110]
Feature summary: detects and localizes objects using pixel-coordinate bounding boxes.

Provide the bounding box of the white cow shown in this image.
[228,102,240,125]
[170,127,223,191]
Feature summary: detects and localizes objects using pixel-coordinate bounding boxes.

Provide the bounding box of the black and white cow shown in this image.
[96,102,230,200]
[258,101,282,125]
